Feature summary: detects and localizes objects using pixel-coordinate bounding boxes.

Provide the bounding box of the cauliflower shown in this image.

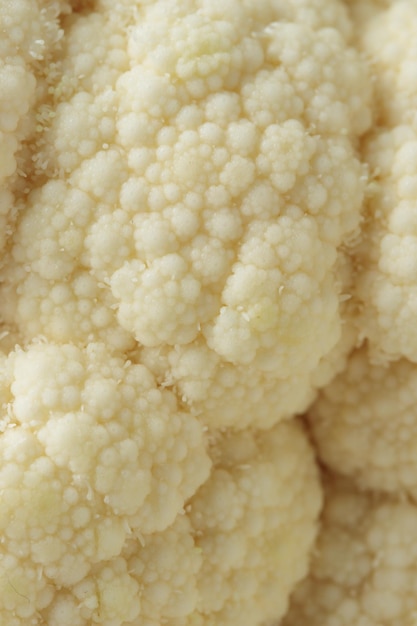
[308,346,417,497]
[0,0,368,622]
[4,0,417,624]
[0,343,321,625]
[283,475,417,626]
[0,0,72,350]
[0,0,372,431]
[347,0,417,363]
[281,2,417,622]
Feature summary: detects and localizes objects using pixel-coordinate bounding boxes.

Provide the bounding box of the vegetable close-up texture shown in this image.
[0,0,416,624]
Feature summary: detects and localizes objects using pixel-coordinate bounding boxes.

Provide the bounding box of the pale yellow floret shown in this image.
[0,0,67,253]
[35,514,201,626]
[139,340,316,430]
[283,475,417,626]
[0,0,372,433]
[0,0,398,624]
[0,353,321,626]
[348,0,417,363]
[1,180,134,350]
[183,420,322,626]
[40,419,317,626]
[309,346,417,497]
[0,341,210,623]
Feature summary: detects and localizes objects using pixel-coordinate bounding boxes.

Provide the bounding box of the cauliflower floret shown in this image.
[140,340,316,430]
[356,125,417,363]
[0,350,321,626]
[138,249,360,429]
[283,474,417,626]
[43,515,201,626]
[0,341,210,623]
[0,0,69,254]
[0,0,371,429]
[4,517,198,626]
[308,346,417,498]
[345,0,417,363]
[185,420,322,626]
[0,180,135,351]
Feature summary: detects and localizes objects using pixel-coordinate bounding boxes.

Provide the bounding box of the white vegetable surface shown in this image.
[2,0,417,624]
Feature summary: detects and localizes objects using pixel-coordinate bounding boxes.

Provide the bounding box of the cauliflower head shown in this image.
[0,344,321,625]
[0,0,372,432]
[281,3,417,624]
[7,0,417,625]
